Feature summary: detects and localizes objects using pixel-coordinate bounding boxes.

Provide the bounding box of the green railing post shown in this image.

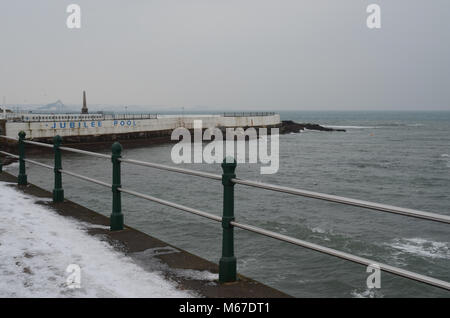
[52,135,64,202]
[219,156,237,283]
[110,142,124,231]
[18,131,27,185]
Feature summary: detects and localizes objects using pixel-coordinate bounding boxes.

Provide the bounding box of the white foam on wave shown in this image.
[302,128,322,132]
[310,226,331,241]
[351,288,383,298]
[324,123,424,129]
[323,125,378,129]
[387,238,450,260]
[311,227,326,234]
[440,154,450,168]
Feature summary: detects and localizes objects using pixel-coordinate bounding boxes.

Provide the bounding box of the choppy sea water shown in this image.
[9,111,450,297]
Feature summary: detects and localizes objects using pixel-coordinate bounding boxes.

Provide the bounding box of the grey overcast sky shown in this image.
[1,0,449,111]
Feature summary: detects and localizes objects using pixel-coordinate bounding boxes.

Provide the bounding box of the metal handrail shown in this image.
[0,149,110,187]
[0,150,18,158]
[24,158,53,170]
[2,113,158,123]
[2,135,449,224]
[0,135,18,141]
[0,151,55,170]
[59,146,111,159]
[121,158,450,224]
[24,140,53,149]
[59,169,111,188]
[1,135,450,292]
[116,185,450,291]
[119,187,222,222]
[0,135,111,159]
[119,158,222,181]
[229,221,450,290]
[223,112,276,117]
[230,178,450,225]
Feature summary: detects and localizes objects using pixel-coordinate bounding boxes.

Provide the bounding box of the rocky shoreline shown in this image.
[279,120,346,134]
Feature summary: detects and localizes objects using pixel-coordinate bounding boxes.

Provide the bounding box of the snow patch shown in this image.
[0,181,194,298]
[174,270,218,281]
[311,227,326,234]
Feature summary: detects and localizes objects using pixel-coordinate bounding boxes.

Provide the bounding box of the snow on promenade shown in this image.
[0,181,193,298]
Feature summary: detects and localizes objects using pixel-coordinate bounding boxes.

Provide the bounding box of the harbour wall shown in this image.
[4,114,281,140]
[1,114,281,152]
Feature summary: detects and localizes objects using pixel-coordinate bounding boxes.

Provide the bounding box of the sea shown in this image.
[7,111,450,297]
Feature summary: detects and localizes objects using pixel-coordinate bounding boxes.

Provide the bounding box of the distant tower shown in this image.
[81,91,88,114]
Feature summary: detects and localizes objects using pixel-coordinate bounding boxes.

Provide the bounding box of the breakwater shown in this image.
[0,113,345,154]
[0,113,281,151]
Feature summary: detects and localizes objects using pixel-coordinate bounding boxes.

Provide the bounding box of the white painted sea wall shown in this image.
[5,114,281,139]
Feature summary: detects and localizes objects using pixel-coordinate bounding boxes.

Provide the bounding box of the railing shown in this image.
[222,112,276,117]
[4,113,158,122]
[0,132,449,292]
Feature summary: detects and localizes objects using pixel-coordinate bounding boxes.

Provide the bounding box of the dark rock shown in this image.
[280,120,346,134]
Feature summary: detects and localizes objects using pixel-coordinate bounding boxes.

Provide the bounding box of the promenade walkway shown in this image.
[0,170,289,298]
